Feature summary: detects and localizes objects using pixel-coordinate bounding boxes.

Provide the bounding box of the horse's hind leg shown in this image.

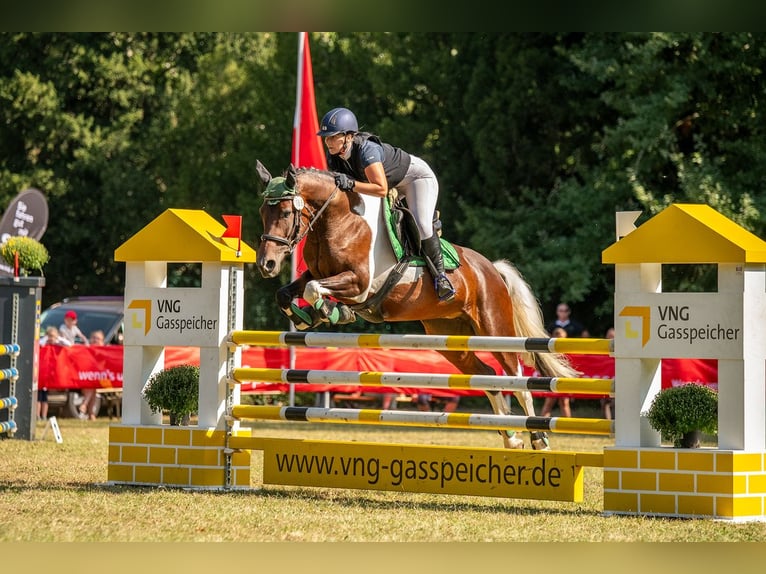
[423,320,526,450]
[513,391,549,450]
[494,354,550,451]
[484,390,525,449]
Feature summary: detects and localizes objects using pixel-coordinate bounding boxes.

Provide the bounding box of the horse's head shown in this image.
[256,163,302,278]
[257,162,347,279]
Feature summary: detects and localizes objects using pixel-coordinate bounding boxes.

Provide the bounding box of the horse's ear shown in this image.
[285,163,297,190]
[255,160,272,185]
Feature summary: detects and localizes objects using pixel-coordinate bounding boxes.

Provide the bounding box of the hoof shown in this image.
[499,430,525,450]
[508,437,525,449]
[530,431,550,451]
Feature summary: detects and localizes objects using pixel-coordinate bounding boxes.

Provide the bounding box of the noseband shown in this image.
[260,184,340,253]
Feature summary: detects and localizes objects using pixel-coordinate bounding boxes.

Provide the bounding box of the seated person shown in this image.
[416,393,459,413]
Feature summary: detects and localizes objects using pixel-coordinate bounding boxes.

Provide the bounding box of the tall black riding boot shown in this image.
[422,234,456,302]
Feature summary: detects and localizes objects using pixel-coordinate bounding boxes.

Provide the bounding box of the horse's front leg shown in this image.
[301,271,362,325]
[275,273,323,331]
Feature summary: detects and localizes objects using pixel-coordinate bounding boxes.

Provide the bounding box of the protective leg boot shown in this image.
[313,298,356,325]
[422,234,455,302]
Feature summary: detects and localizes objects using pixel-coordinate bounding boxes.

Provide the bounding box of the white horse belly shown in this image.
[304,195,409,305]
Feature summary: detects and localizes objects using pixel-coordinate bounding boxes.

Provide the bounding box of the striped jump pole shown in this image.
[0,420,16,433]
[230,330,613,355]
[0,368,19,381]
[0,344,20,356]
[231,405,615,436]
[231,367,614,396]
[0,396,17,410]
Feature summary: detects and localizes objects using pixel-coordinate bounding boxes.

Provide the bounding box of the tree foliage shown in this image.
[1,32,764,337]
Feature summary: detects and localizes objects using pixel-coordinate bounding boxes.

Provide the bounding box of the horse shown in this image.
[255,163,578,450]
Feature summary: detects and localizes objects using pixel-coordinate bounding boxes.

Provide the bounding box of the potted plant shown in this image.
[142,364,199,425]
[0,236,49,276]
[645,383,718,448]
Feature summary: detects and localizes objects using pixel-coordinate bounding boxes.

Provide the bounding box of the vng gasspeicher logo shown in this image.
[619,304,740,347]
[128,299,152,335]
[128,298,218,336]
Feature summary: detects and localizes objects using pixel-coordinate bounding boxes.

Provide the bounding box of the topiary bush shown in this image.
[644,383,718,447]
[0,236,49,276]
[142,364,200,425]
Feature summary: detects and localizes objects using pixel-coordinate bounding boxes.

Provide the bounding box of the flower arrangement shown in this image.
[0,236,49,276]
[141,364,199,425]
[644,383,718,447]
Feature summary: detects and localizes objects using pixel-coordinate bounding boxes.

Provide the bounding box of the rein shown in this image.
[260,185,340,253]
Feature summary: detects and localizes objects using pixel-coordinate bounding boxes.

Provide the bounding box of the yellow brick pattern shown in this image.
[659,472,695,492]
[135,464,162,484]
[749,474,766,494]
[731,453,763,472]
[163,466,190,486]
[621,470,656,491]
[602,470,620,490]
[640,450,676,470]
[678,452,715,471]
[604,447,766,520]
[678,494,714,516]
[107,424,251,490]
[163,428,191,446]
[136,427,163,445]
[149,446,177,465]
[604,448,637,468]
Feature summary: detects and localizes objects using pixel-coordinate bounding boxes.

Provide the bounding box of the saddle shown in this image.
[384,193,460,270]
[348,193,460,322]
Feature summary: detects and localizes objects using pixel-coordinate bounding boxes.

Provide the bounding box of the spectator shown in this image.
[59,310,89,346]
[79,330,106,420]
[547,302,586,338]
[601,327,616,420]
[380,393,398,410]
[540,327,572,418]
[38,326,71,420]
[40,325,72,347]
[416,393,460,413]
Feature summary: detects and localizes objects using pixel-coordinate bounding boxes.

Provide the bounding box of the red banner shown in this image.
[38,345,718,395]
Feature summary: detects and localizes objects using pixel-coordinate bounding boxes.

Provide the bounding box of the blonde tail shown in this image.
[493,260,579,379]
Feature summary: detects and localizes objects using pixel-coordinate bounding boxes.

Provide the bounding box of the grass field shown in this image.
[2,415,765,545]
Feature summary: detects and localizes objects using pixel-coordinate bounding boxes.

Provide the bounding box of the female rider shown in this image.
[317,107,455,302]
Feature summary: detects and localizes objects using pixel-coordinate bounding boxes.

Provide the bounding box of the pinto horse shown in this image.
[255,163,578,450]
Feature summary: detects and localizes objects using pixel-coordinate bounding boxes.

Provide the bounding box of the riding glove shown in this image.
[334,173,355,191]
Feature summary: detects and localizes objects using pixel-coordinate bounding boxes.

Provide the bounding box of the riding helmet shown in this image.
[317,107,358,136]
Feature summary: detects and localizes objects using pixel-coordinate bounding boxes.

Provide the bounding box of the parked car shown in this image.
[39,296,124,418]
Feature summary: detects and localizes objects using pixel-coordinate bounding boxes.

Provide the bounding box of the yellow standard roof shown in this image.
[115,209,257,263]
[602,204,766,264]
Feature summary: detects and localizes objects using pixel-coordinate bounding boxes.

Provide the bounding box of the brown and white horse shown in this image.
[255,164,578,450]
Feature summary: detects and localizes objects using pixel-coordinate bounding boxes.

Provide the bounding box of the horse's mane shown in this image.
[294,166,332,180]
[292,167,338,197]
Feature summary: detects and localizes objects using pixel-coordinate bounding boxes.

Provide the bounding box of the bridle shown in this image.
[260,183,340,253]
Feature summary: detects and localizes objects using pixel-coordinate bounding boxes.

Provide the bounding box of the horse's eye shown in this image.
[281,210,292,219]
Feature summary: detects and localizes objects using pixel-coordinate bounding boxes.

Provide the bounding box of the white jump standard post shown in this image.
[602,204,766,520]
[108,209,256,489]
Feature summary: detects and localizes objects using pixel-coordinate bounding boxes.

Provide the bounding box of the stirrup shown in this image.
[435,274,455,302]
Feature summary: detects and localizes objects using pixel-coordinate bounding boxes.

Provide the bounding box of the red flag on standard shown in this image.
[221,214,242,255]
[291,32,327,280]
